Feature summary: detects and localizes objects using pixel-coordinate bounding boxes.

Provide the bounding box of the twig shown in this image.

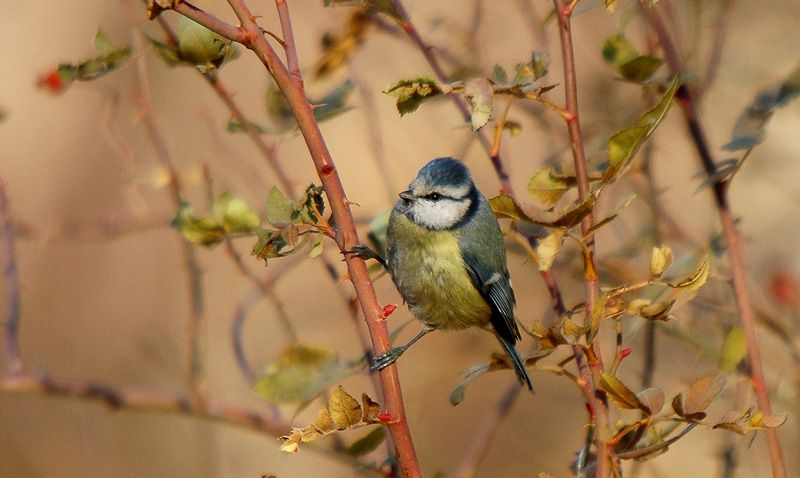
[617,423,698,460]
[450,383,520,478]
[641,5,786,477]
[164,1,422,474]
[0,372,289,436]
[389,0,514,194]
[0,180,22,377]
[132,30,207,406]
[552,0,612,475]
[697,0,736,97]
[275,0,302,83]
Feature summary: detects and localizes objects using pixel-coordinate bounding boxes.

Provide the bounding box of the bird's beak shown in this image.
[398,190,415,201]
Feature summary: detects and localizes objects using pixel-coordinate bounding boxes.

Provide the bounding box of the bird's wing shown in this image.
[460,250,520,343]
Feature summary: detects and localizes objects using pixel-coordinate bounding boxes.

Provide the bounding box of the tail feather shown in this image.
[496,334,534,391]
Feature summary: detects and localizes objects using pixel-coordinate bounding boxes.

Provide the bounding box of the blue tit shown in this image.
[375,157,533,390]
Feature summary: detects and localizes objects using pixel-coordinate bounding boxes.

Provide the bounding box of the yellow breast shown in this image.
[387,213,491,330]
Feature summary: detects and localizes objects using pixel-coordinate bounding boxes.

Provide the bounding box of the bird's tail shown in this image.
[496,334,534,391]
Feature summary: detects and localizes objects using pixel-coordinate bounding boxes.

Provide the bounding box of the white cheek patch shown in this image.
[412,198,471,230]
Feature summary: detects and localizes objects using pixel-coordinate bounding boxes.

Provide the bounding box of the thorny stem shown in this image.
[552,0,612,475]
[642,5,786,477]
[207,1,422,475]
[132,31,208,406]
[0,181,22,377]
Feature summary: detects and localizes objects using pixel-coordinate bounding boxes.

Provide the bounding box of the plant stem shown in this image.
[641,5,785,477]
[220,1,421,474]
[389,0,514,194]
[0,180,22,378]
[132,30,208,406]
[552,1,612,475]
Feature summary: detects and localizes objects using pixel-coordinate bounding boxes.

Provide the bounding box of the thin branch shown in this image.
[389,0,514,194]
[132,30,207,406]
[450,383,520,478]
[641,5,786,477]
[0,372,289,435]
[275,0,301,83]
[552,0,612,475]
[697,0,735,97]
[0,180,22,377]
[157,0,247,43]
[208,1,421,474]
[617,423,698,460]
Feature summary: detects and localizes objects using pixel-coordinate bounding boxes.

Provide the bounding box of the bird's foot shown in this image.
[343,244,387,268]
[370,347,405,371]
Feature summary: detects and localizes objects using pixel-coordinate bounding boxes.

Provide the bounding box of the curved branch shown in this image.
[641,5,786,477]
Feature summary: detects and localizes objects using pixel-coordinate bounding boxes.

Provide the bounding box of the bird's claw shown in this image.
[370,347,404,371]
[344,244,387,268]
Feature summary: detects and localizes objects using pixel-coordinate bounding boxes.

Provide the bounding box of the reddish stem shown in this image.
[552,0,612,475]
[224,1,421,475]
[641,5,785,478]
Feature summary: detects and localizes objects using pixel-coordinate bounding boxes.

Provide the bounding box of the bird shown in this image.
[367,157,533,390]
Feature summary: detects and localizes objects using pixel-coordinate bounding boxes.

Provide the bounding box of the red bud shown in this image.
[382,304,397,318]
[40,70,65,93]
[618,348,633,360]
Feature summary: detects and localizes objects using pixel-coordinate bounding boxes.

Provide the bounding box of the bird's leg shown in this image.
[343,244,387,269]
[370,327,431,371]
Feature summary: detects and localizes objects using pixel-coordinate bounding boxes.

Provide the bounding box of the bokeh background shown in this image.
[1,0,799,476]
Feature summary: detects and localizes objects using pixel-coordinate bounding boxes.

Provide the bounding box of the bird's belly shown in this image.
[388,229,490,330]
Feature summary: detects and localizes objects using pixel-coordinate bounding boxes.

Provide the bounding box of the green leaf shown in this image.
[513,51,550,86]
[384,77,444,116]
[346,427,386,457]
[177,17,233,71]
[604,77,679,184]
[265,187,294,227]
[252,345,349,405]
[527,168,575,206]
[94,30,114,57]
[719,327,747,374]
[464,78,494,131]
[148,37,182,66]
[213,192,260,233]
[723,63,800,152]
[602,34,638,68]
[619,56,663,83]
[492,64,508,84]
[171,202,226,246]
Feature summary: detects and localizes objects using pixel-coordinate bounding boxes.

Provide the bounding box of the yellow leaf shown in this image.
[328,385,362,430]
[536,230,565,272]
[649,245,674,278]
[669,254,710,291]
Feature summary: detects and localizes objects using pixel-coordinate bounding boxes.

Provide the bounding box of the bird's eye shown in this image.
[427,192,442,201]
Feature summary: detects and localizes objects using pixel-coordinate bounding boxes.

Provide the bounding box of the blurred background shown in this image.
[1,0,799,476]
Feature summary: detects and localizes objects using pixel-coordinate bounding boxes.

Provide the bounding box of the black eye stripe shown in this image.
[422,192,461,201]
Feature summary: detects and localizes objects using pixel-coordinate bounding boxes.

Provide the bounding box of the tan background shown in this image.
[1,0,799,476]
